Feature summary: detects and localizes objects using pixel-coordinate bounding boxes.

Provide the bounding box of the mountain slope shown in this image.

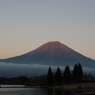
[0,41,95,68]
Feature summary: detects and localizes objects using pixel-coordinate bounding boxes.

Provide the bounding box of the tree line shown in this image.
[47,63,83,86]
[0,62,94,87]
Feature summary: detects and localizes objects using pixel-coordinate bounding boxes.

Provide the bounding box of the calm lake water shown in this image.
[0,88,84,95]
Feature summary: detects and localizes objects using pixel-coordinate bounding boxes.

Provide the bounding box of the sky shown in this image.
[0,0,95,60]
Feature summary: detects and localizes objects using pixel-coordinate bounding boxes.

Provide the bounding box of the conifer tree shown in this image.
[73,63,83,83]
[63,66,71,84]
[47,67,53,86]
[55,67,62,85]
[77,63,83,82]
[73,64,78,83]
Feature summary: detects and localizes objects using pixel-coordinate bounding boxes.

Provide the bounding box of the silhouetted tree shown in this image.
[63,66,71,84]
[77,63,83,82]
[27,75,47,86]
[73,64,78,83]
[47,67,53,86]
[17,76,29,84]
[73,63,83,83]
[55,67,62,85]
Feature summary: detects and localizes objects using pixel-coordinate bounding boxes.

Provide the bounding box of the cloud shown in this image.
[83,67,95,71]
[0,62,94,78]
[0,62,57,69]
[0,62,94,71]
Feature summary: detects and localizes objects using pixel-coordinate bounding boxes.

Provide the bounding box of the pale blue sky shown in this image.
[0,0,95,60]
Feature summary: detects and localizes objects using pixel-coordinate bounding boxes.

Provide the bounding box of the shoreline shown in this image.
[48,82,95,91]
[1,82,95,90]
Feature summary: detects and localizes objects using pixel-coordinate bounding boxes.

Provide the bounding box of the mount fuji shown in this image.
[0,41,95,68]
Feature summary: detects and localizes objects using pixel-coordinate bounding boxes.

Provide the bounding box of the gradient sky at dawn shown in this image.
[0,0,95,60]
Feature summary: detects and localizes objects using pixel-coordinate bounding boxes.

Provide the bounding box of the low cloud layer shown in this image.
[0,62,94,78]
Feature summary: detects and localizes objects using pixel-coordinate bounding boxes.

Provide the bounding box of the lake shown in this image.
[0,88,85,95]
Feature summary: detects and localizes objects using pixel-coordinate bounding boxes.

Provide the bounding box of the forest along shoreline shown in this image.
[46,63,95,93]
[0,63,95,92]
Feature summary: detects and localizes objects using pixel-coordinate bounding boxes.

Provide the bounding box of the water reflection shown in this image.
[47,89,63,95]
[0,88,86,95]
[47,89,53,95]
[63,90,74,95]
[47,89,80,95]
[55,90,62,95]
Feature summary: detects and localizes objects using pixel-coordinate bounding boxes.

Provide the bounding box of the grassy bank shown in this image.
[49,82,95,90]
